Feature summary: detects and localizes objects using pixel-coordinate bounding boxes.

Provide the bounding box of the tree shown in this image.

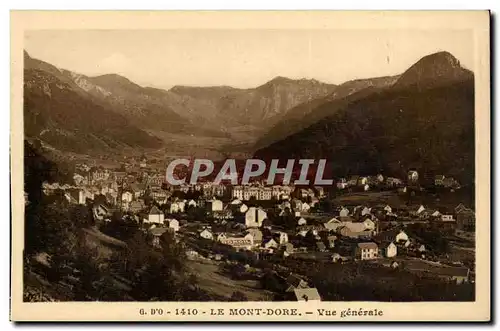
[70,204,93,228]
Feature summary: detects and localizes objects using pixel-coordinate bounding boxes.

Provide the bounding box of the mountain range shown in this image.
[254,51,475,184]
[23,50,475,181]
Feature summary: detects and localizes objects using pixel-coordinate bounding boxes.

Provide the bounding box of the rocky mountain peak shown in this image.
[395,51,472,88]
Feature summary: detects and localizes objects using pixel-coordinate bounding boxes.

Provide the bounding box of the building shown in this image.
[199,228,214,240]
[339,207,350,217]
[239,204,249,213]
[383,242,398,258]
[293,288,321,302]
[323,218,342,232]
[326,235,337,248]
[456,206,475,232]
[166,218,179,232]
[258,187,272,200]
[219,235,254,251]
[386,177,403,187]
[375,229,409,244]
[167,202,181,213]
[441,214,455,222]
[409,205,425,216]
[297,217,307,226]
[91,169,110,182]
[285,274,309,292]
[244,207,267,228]
[207,199,223,212]
[147,206,165,225]
[435,175,446,186]
[246,228,263,245]
[282,242,294,255]
[278,232,289,245]
[358,177,368,186]
[408,170,419,183]
[356,242,379,260]
[231,186,244,200]
[263,238,278,250]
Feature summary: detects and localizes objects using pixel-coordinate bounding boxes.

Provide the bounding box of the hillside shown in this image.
[24,68,163,154]
[81,74,228,137]
[254,75,399,149]
[254,52,475,184]
[25,52,341,152]
[168,77,337,141]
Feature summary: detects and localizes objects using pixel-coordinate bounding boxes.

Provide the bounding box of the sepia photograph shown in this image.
[10,10,490,322]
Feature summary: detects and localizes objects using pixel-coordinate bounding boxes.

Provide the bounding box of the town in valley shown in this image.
[25,147,476,302]
[22,29,476,303]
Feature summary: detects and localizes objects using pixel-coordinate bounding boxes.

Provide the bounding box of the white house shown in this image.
[385,242,397,258]
[216,233,227,242]
[147,206,164,225]
[239,203,249,214]
[361,206,371,216]
[263,238,278,249]
[278,232,289,245]
[408,170,419,182]
[177,201,186,213]
[220,235,254,250]
[339,207,349,217]
[410,205,426,216]
[245,207,267,228]
[362,218,376,231]
[166,218,179,232]
[395,230,409,243]
[246,228,263,245]
[168,202,180,213]
[323,218,342,231]
[358,177,368,186]
[297,230,308,237]
[356,242,379,260]
[207,199,223,212]
[199,228,213,240]
[441,214,455,222]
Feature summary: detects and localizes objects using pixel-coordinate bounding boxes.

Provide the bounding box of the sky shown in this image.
[24,29,474,89]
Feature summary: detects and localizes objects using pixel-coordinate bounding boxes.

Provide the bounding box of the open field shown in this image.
[186,259,272,301]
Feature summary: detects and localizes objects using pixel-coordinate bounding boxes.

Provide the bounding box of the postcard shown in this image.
[10,10,490,322]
